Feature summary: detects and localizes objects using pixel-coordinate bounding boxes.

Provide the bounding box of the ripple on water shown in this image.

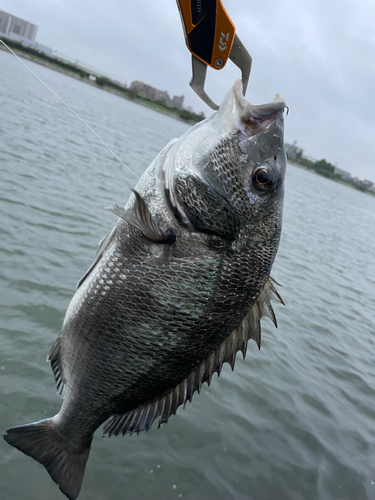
[1,50,375,500]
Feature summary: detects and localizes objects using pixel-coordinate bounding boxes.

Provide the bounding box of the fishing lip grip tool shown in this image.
[176,0,252,109]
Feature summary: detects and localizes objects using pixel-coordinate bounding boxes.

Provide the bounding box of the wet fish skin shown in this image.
[3,81,287,500]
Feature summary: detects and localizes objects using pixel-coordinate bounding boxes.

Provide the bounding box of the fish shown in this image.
[3,80,287,500]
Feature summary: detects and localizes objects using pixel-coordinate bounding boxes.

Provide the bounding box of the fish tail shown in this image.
[3,418,91,500]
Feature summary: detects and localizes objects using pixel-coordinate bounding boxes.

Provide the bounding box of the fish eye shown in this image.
[252,164,274,191]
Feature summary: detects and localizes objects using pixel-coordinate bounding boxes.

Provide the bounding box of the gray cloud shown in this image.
[2,0,374,180]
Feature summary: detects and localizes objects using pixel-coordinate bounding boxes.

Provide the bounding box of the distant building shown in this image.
[0,10,54,57]
[334,166,353,182]
[285,141,303,161]
[351,177,371,189]
[16,37,53,57]
[172,95,184,110]
[130,81,185,109]
[130,81,169,103]
[0,10,38,41]
[363,179,374,190]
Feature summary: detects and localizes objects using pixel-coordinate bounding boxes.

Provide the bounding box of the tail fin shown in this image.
[3,418,91,500]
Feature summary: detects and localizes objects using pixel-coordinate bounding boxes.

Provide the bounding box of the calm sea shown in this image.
[1,49,375,500]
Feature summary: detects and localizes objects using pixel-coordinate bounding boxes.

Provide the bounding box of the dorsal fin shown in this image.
[102,277,283,438]
[105,190,175,244]
[47,337,65,398]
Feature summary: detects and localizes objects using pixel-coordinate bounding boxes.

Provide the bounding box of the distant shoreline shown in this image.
[3,40,372,198]
[288,159,375,197]
[0,38,204,125]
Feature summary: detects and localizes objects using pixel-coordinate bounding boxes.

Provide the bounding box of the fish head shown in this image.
[163,80,287,243]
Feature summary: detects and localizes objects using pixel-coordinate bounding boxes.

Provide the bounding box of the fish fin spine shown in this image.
[3,418,92,500]
[105,190,175,244]
[102,276,283,438]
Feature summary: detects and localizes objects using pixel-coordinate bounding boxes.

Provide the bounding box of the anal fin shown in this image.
[102,277,283,438]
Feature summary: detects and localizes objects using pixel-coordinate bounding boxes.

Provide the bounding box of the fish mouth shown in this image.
[230,80,286,137]
[212,80,286,139]
[241,99,285,136]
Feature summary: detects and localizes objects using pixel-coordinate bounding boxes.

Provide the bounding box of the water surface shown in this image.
[1,50,375,500]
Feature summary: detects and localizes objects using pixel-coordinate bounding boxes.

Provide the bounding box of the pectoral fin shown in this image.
[102,277,283,438]
[105,190,175,244]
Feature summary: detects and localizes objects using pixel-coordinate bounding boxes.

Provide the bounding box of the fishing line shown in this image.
[0,39,140,180]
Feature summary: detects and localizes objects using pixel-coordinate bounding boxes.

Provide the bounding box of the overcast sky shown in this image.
[2,0,375,180]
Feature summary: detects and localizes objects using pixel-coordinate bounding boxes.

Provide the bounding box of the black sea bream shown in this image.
[4,81,287,500]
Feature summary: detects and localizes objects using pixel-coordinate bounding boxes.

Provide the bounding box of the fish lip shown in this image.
[250,105,285,128]
[231,79,287,112]
[240,102,286,138]
[229,80,287,137]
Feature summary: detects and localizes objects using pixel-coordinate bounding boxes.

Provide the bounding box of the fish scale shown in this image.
[3,81,287,500]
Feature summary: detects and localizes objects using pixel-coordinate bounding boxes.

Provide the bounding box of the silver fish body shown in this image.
[4,81,287,500]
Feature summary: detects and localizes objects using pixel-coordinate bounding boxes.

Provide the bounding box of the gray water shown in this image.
[1,49,375,500]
